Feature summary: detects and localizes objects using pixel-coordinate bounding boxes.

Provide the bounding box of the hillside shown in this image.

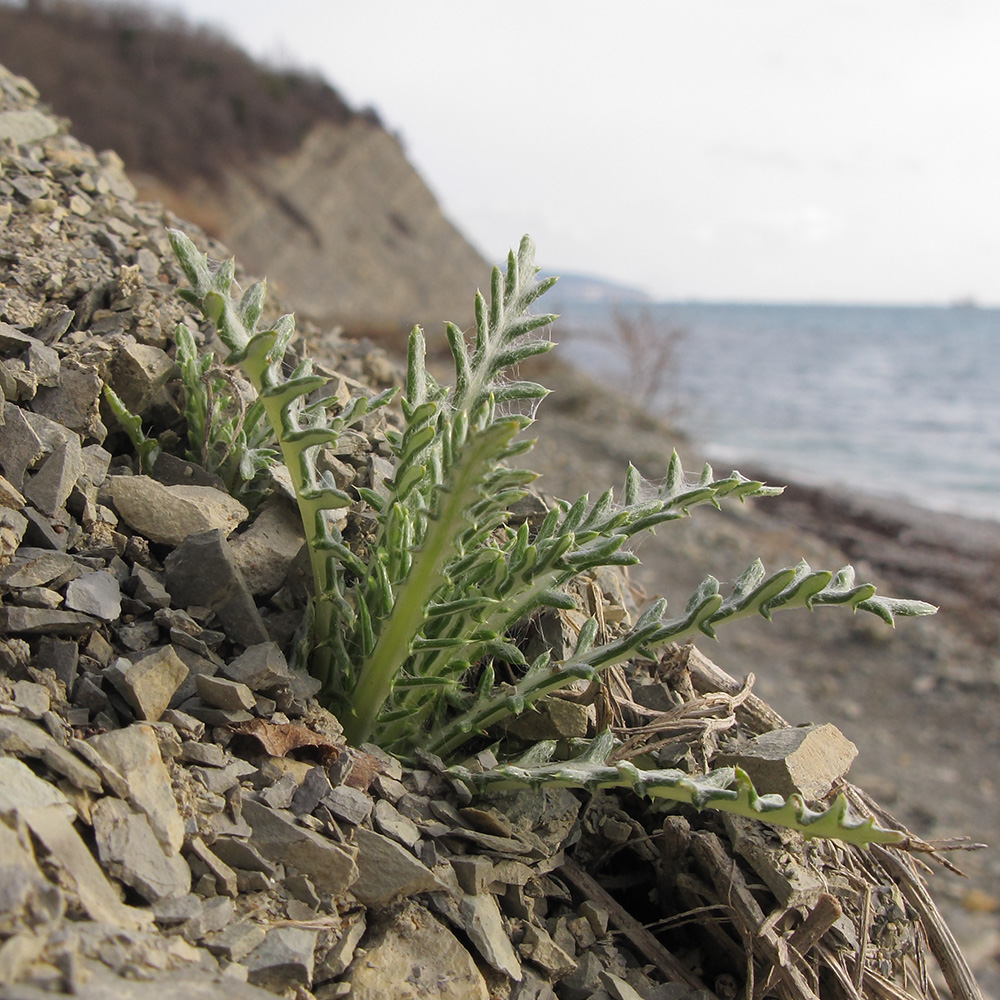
[0,4,997,995]
[0,0,487,333]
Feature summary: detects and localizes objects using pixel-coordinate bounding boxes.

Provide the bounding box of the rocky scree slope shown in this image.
[0,62,986,1000]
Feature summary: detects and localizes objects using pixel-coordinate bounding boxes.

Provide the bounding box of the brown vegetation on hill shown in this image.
[0,0,368,186]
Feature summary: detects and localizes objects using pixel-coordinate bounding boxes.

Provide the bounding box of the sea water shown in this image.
[555,301,1000,522]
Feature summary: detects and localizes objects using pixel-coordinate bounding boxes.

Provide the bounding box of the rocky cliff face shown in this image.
[141,120,487,334]
[0,0,487,336]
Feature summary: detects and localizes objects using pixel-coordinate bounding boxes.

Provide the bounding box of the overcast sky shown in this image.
[137,1,1000,304]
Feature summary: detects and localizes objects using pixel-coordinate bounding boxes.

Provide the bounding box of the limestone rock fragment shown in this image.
[243,926,318,991]
[107,475,248,545]
[240,798,358,896]
[163,528,268,647]
[88,724,186,852]
[0,401,43,488]
[22,433,82,515]
[64,568,121,620]
[0,108,59,144]
[106,647,189,721]
[0,715,102,792]
[715,723,858,801]
[347,902,488,1000]
[108,341,177,414]
[92,795,191,902]
[459,890,523,980]
[17,804,150,929]
[229,495,305,595]
[351,826,445,907]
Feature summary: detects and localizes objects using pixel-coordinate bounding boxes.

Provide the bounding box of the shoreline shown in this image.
[530,354,1000,650]
[700,444,1000,527]
[731,463,1000,649]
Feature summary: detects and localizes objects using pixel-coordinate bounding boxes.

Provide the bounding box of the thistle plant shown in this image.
[104,323,278,498]
[166,230,935,846]
[174,322,279,498]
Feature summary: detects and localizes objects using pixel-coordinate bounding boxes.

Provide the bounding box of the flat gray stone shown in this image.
[0,547,75,588]
[220,642,293,690]
[324,783,373,826]
[0,472,26,508]
[178,740,227,767]
[451,855,494,896]
[0,714,102,792]
[314,909,366,980]
[21,407,78,452]
[10,175,50,201]
[22,434,82,516]
[64,569,122,620]
[715,723,858,801]
[208,836,277,876]
[0,322,36,353]
[152,892,203,926]
[164,529,268,647]
[460,890,523,980]
[195,673,256,712]
[230,496,305,595]
[128,564,171,609]
[38,634,79,688]
[0,812,64,935]
[89,724,185,853]
[107,475,247,546]
[92,795,191,902]
[69,737,130,797]
[0,357,35,403]
[12,679,50,719]
[373,797,422,848]
[0,401,44,488]
[186,836,239,898]
[518,923,577,979]
[79,443,112,485]
[351,826,444,908]
[481,785,582,854]
[108,647,189,721]
[169,645,221,706]
[189,760,250,795]
[205,918,267,962]
[601,972,650,1000]
[0,109,59,144]
[31,366,105,440]
[109,342,177,414]
[291,765,334,816]
[26,340,60,387]
[244,926,318,990]
[511,971,560,1000]
[0,756,75,820]
[0,507,28,568]
[260,772,299,810]
[560,952,608,1000]
[17,804,150,929]
[19,965,280,1000]
[347,903,488,1000]
[240,798,358,896]
[0,605,98,636]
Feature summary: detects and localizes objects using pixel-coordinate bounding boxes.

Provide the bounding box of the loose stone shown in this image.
[243,926,319,990]
[88,723,186,852]
[350,827,444,908]
[91,795,191,902]
[64,568,122,620]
